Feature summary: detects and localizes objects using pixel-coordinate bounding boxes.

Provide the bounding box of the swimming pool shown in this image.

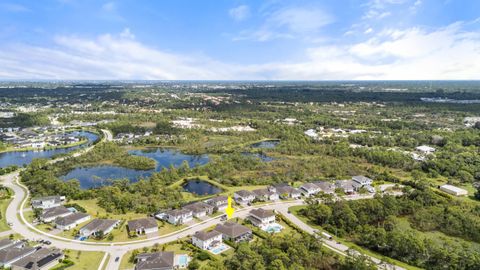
[263,223,284,233]
[209,244,230,255]
[176,254,189,268]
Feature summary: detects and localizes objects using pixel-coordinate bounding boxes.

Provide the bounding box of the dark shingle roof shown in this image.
[128,218,157,231]
[193,230,222,241]
[55,212,89,227]
[249,208,275,219]
[135,252,174,270]
[214,222,251,238]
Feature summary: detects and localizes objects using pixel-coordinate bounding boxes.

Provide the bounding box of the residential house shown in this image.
[416,145,436,154]
[273,185,301,199]
[135,252,174,270]
[165,209,193,225]
[79,219,120,237]
[40,206,71,223]
[192,230,223,250]
[183,202,214,218]
[335,180,356,194]
[128,218,158,235]
[252,189,279,201]
[31,196,65,209]
[214,222,252,243]
[0,246,37,268]
[0,240,21,251]
[205,196,228,211]
[248,208,276,229]
[299,183,321,197]
[233,190,255,204]
[11,248,64,270]
[351,175,375,193]
[312,181,335,194]
[55,213,91,231]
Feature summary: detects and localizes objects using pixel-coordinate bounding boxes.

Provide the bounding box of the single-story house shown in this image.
[40,206,72,223]
[0,246,37,268]
[192,230,223,250]
[440,184,468,196]
[234,190,256,204]
[166,209,193,225]
[0,239,21,251]
[135,252,174,270]
[79,219,120,237]
[54,212,91,231]
[183,202,214,218]
[248,208,276,228]
[299,183,321,197]
[214,222,252,243]
[11,248,64,270]
[205,196,228,211]
[31,196,65,209]
[128,218,158,235]
[252,189,279,201]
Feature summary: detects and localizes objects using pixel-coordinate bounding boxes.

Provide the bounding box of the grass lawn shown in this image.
[0,197,12,232]
[68,199,147,221]
[63,250,105,270]
[288,206,422,270]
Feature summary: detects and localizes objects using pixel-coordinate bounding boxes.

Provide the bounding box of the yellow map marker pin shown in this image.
[225,196,235,219]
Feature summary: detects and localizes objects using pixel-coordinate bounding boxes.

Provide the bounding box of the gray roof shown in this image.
[300,183,319,191]
[206,196,228,204]
[193,230,222,241]
[80,219,119,233]
[0,246,36,263]
[249,208,275,219]
[166,208,192,217]
[11,248,63,270]
[135,252,174,270]
[235,190,255,198]
[40,206,70,220]
[55,212,89,227]
[31,196,62,207]
[0,239,16,250]
[128,218,157,231]
[312,181,335,191]
[183,202,213,213]
[352,175,373,183]
[276,186,301,195]
[214,222,251,238]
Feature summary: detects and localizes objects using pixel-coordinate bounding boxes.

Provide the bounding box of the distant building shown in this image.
[55,213,91,231]
[0,240,21,251]
[11,248,64,270]
[135,252,174,270]
[252,189,279,201]
[299,183,321,197]
[0,246,36,268]
[440,184,468,196]
[79,219,120,237]
[192,230,222,250]
[270,185,301,199]
[165,209,193,225]
[183,202,214,218]
[214,222,252,243]
[335,180,355,194]
[205,196,228,211]
[40,206,71,223]
[312,181,335,194]
[415,145,436,154]
[233,190,256,204]
[31,196,65,209]
[127,218,158,235]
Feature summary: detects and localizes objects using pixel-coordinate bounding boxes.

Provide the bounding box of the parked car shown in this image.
[115,257,119,262]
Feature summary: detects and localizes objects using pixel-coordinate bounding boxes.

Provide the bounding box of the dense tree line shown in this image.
[301,188,480,269]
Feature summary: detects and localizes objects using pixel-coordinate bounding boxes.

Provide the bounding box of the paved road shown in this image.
[0,129,407,270]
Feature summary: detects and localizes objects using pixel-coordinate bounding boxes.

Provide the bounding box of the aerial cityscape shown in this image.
[0,1,480,270]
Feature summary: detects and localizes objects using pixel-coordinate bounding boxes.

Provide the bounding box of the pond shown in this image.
[60,148,210,189]
[182,179,221,196]
[0,131,99,168]
[250,140,280,149]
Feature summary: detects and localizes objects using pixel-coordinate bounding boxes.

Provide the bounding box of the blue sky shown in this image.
[0,0,479,80]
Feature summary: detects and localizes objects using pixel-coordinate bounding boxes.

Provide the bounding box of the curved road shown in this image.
[0,128,404,270]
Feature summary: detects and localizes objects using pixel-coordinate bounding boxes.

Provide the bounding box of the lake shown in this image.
[250,140,280,149]
[182,179,221,195]
[60,148,209,189]
[0,131,99,168]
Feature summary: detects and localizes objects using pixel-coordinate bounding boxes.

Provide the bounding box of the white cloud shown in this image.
[0,23,478,80]
[229,5,250,21]
[234,6,334,41]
